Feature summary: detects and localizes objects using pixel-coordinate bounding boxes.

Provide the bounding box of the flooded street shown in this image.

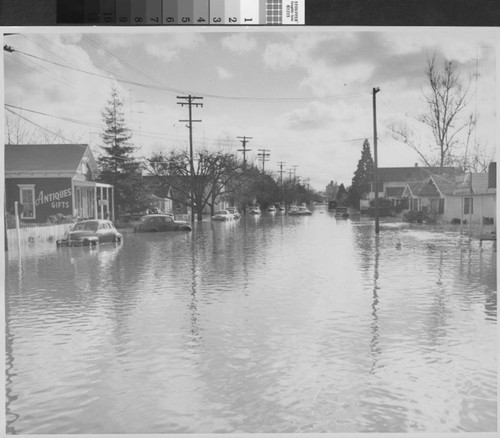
[5,207,497,434]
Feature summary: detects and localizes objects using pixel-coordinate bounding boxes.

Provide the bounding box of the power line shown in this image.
[6,46,369,103]
[5,107,74,143]
[82,35,164,88]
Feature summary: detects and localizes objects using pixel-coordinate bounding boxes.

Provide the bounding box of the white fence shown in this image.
[6,223,73,248]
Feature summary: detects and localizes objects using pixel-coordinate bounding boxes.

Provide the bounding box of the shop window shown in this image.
[18,184,36,219]
[464,197,474,215]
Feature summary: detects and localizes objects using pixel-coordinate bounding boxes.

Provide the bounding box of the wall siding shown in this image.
[6,177,73,222]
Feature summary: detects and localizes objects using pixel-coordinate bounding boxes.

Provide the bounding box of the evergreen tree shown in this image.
[337,183,348,206]
[350,139,374,208]
[98,88,146,214]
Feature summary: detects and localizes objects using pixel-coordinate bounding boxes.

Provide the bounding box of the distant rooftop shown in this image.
[5,144,94,173]
[377,166,463,183]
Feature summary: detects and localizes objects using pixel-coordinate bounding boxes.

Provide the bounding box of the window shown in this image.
[18,185,35,219]
[411,198,420,211]
[464,197,474,215]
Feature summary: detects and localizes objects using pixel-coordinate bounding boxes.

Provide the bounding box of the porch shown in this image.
[73,182,114,221]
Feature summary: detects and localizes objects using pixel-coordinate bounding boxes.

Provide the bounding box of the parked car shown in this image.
[335,207,349,219]
[211,210,234,221]
[56,219,122,247]
[226,207,241,219]
[134,214,192,232]
[248,205,261,215]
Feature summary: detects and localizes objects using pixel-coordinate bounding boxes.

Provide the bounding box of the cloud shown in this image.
[382,28,496,63]
[142,33,206,63]
[221,33,257,53]
[263,41,300,70]
[299,60,375,97]
[278,101,363,130]
[216,66,233,79]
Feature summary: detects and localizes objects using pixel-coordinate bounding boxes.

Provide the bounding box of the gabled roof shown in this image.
[403,181,427,197]
[142,175,173,198]
[419,179,442,197]
[5,144,98,174]
[377,166,463,183]
[429,174,458,196]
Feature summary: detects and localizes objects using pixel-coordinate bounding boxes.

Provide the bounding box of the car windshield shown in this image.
[73,222,98,232]
[216,211,228,215]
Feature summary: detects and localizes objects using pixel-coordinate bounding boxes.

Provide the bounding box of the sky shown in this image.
[2,27,498,190]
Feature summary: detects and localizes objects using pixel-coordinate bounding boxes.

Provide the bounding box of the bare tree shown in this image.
[5,112,37,144]
[391,56,486,170]
[5,110,83,145]
[147,148,242,221]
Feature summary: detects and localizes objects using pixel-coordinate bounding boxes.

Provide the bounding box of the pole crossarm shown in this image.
[237,136,253,167]
[257,148,271,172]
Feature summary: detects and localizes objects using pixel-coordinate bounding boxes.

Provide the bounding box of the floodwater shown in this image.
[5,206,497,434]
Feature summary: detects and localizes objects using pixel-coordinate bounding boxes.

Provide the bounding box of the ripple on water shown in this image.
[5,215,497,433]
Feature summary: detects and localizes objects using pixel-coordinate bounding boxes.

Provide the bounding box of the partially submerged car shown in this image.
[211,210,234,221]
[57,219,123,247]
[226,207,241,219]
[134,214,192,232]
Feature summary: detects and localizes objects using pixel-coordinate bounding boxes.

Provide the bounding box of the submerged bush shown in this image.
[403,210,430,223]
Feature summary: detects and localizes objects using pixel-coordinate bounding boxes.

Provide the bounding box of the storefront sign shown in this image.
[35,188,72,209]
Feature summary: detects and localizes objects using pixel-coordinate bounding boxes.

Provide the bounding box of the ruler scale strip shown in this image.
[58,0,304,25]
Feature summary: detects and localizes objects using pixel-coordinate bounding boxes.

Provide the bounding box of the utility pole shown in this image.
[237,136,252,168]
[177,95,203,222]
[277,161,286,187]
[257,149,270,172]
[292,165,299,184]
[372,87,380,234]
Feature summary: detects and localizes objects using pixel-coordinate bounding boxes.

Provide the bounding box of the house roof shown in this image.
[5,144,98,174]
[429,174,459,196]
[419,179,442,197]
[377,166,462,183]
[385,187,405,197]
[453,173,496,195]
[143,175,173,198]
[404,181,428,197]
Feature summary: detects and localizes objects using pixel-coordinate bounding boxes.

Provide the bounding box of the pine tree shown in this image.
[350,139,374,208]
[98,88,145,214]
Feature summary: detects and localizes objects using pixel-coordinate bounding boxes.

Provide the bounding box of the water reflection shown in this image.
[369,235,381,376]
[5,214,497,434]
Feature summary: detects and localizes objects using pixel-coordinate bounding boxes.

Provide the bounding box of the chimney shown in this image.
[488,162,496,189]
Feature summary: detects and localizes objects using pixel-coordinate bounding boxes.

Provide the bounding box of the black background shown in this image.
[0,0,499,27]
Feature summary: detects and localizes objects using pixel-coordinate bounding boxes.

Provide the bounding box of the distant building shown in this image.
[367,163,496,224]
[325,180,339,200]
[5,144,114,223]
